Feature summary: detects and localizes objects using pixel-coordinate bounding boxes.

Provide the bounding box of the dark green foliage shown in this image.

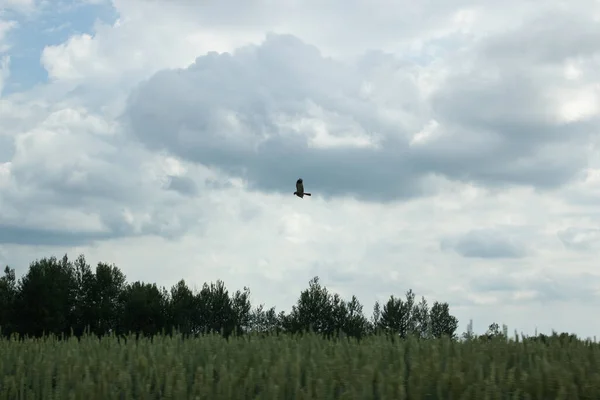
[5,252,581,347]
[429,301,459,339]
[283,277,371,339]
[94,261,127,335]
[14,255,78,337]
[167,279,197,335]
[117,281,169,337]
[0,266,16,336]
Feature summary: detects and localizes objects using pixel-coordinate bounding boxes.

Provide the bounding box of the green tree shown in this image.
[71,255,96,336]
[94,262,127,335]
[334,294,369,339]
[0,266,17,336]
[231,286,252,334]
[376,290,415,338]
[412,296,430,339]
[287,277,335,336]
[117,282,169,336]
[196,280,237,336]
[429,301,458,339]
[0,253,467,342]
[371,301,382,335]
[287,277,369,339]
[15,255,77,337]
[249,305,282,334]
[168,279,197,335]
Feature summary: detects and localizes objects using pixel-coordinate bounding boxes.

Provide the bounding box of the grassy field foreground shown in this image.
[0,332,599,399]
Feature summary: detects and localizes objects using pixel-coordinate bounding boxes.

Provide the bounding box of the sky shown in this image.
[1,0,600,339]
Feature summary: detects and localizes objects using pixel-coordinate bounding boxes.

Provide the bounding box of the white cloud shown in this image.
[0,55,9,95]
[1,0,600,339]
[0,20,17,54]
[441,228,528,259]
[0,0,34,12]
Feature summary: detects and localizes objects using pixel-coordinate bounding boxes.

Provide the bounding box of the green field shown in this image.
[1,333,599,399]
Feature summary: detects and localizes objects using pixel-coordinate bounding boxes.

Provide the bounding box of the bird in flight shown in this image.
[294,178,311,198]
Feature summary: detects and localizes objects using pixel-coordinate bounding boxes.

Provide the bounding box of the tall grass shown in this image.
[0,332,598,399]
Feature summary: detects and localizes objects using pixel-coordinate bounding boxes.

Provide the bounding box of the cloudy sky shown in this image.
[1,0,600,338]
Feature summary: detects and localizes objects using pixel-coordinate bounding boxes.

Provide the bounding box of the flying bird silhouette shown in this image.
[294,178,311,198]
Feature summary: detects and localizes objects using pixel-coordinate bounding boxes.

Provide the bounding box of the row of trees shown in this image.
[0,254,460,339]
[0,254,583,343]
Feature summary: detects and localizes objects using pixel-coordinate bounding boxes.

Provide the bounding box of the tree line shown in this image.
[0,254,584,344]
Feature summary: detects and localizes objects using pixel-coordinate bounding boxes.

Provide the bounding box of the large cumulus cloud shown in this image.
[124,34,425,201]
[124,26,599,202]
[0,101,222,245]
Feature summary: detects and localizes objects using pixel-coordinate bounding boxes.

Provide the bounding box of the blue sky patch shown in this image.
[2,0,118,94]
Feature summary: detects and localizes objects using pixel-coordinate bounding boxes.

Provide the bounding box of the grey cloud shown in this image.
[0,224,115,246]
[468,274,520,292]
[557,227,600,251]
[423,9,599,190]
[467,272,600,305]
[124,34,425,202]
[142,0,574,58]
[123,31,596,202]
[307,262,357,285]
[166,175,198,196]
[97,203,199,241]
[527,273,600,303]
[1,107,208,246]
[205,178,236,190]
[0,135,14,162]
[442,229,527,259]
[481,10,600,64]
[0,196,201,246]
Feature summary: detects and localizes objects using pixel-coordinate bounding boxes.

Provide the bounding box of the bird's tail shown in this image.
[305,193,311,196]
